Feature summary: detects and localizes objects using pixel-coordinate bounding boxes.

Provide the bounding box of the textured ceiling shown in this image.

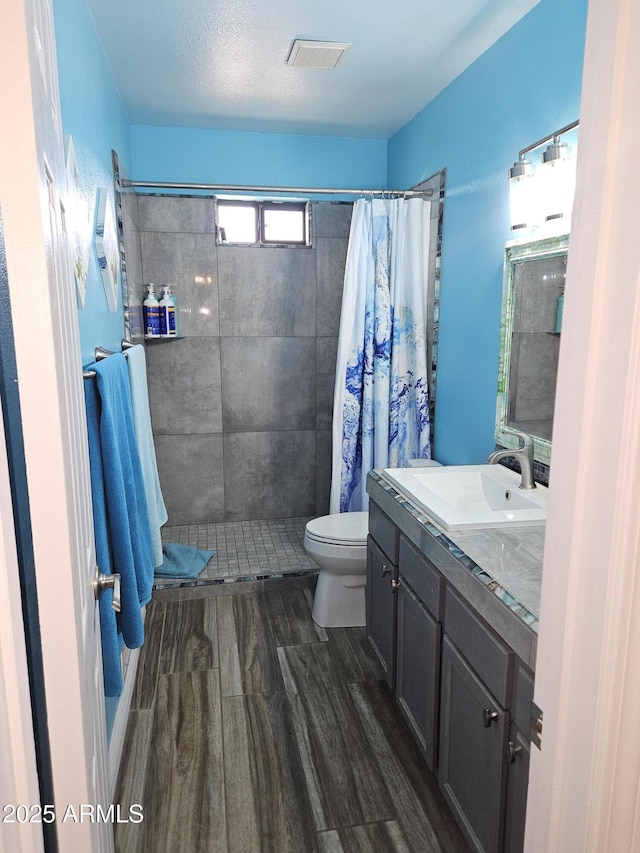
[87,0,540,139]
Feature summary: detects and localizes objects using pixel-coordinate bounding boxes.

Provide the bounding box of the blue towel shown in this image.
[84,377,123,697]
[88,355,155,661]
[126,344,168,568]
[155,543,215,578]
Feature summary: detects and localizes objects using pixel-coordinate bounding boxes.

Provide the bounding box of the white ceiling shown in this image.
[87,0,540,139]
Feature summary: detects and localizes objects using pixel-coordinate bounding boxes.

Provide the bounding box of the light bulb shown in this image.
[509,157,539,231]
[540,139,576,224]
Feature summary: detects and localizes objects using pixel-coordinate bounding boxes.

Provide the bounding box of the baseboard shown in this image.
[107,643,140,801]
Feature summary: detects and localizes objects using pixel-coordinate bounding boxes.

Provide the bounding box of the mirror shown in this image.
[495,234,569,465]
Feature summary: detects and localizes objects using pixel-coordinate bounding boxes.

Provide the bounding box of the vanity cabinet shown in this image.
[366,502,399,688]
[439,588,513,853]
[365,492,536,853]
[395,536,443,771]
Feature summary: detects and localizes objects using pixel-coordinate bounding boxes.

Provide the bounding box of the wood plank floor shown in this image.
[114,576,469,853]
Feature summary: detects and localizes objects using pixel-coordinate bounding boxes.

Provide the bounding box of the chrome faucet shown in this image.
[486,431,537,490]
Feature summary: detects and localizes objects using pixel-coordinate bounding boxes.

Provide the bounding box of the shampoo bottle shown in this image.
[160,286,176,337]
[167,284,178,337]
[143,283,160,338]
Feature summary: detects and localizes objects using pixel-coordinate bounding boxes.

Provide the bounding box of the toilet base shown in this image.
[312,571,366,628]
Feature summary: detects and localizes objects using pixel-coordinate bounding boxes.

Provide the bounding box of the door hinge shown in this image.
[530,700,543,749]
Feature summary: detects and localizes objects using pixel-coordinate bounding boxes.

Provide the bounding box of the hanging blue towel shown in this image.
[84,377,123,697]
[89,354,155,653]
[155,543,216,579]
[126,344,168,568]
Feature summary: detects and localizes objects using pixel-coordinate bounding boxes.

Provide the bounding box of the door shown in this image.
[395,580,441,771]
[0,0,112,850]
[366,536,398,688]
[439,637,509,853]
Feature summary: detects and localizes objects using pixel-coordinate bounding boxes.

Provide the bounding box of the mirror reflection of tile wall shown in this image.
[508,253,566,441]
[494,234,569,479]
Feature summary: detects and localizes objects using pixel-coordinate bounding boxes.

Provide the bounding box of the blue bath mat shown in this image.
[155,543,216,578]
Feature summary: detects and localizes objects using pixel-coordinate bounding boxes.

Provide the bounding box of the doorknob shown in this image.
[93,570,121,612]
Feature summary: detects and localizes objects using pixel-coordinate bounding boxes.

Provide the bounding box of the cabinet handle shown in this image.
[483,708,499,727]
[507,741,523,763]
[391,578,400,592]
[381,564,390,577]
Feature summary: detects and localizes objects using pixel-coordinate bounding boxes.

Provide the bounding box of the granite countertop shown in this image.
[367,470,545,671]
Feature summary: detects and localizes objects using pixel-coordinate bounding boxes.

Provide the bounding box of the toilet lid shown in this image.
[305,511,369,544]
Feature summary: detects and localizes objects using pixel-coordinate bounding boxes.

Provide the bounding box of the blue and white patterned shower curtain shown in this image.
[329,197,432,514]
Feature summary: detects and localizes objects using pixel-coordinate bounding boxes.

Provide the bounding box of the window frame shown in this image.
[215,199,310,248]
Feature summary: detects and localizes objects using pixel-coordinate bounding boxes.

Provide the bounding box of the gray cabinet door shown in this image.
[366,536,397,688]
[439,637,509,853]
[396,580,441,771]
[504,726,530,853]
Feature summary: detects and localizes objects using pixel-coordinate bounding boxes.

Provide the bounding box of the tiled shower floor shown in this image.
[156,516,319,588]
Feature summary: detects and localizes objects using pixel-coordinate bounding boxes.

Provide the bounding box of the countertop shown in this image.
[367,470,544,671]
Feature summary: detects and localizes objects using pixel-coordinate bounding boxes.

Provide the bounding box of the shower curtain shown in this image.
[330,196,432,514]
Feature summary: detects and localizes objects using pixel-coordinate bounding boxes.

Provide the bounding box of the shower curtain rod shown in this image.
[120,179,433,198]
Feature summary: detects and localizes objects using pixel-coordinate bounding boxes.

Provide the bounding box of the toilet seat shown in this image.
[305,512,368,546]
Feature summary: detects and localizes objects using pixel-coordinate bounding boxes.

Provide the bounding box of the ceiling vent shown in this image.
[286,39,351,70]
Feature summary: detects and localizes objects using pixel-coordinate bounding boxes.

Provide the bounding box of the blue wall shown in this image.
[388,0,588,463]
[130,125,387,192]
[53,0,131,366]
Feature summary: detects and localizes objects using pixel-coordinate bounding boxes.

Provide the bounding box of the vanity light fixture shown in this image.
[508,119,579,233]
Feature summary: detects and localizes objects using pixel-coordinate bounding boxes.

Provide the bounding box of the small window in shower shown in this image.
[216,200,309,247]
[262,203,307,244]
[216,201,258,244]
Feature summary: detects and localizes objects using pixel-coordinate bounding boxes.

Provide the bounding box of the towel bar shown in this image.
[95,345,115,361]
[84,340,136,377]
[96,342,135,361]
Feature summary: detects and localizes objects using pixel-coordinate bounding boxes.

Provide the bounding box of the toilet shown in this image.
[304,511,369,628]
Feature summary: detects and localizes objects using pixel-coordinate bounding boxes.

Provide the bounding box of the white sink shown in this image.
[382,464,548,530]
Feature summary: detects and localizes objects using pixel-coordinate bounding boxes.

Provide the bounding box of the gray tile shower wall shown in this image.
[218,247,316,336]
[147,337,223,435]
[135,197,352,525]
[221,337,316,432]
[223,431,317,521]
